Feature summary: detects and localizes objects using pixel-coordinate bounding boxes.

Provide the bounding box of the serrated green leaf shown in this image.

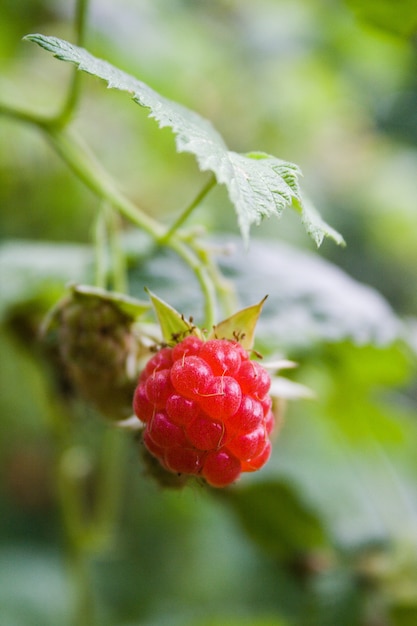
[25,34,343,247]
[146,288,202,344]
[293,197,346,248]
[210,296,268,350]
[227,152,298,241]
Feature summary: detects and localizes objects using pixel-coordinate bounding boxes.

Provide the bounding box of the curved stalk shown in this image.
[0,101,218,326]
[93,208,109,289]
[169,237,217,330]
[160,175,216,244]
[0,102,49,126]
[45,127,165,238]
[53,0,90,127]
[44,127,217,327]
[107,206,128,293]
[191,240,238,319]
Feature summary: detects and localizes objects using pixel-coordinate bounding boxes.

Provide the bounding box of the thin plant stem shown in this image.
[93,208,108,289]
[59,470,96,626]
[169,237,217,330]
[194,241,238,319]
[92,427,127,550]
[160,175,216,243]
[46,127,165,237]
[68,545,96,626]
[0,102,218,327]
[54,425,97,626]
[44,127,217,327]
[107,206,128,294]
[0,102,49,126]
[54,0,90,127]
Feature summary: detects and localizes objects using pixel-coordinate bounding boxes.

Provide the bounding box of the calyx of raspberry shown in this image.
[46,285,153,421]
[134,291,277,488]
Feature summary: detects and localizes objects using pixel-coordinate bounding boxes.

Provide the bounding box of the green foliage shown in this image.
[187,617,289,626]
[25,34,343,247]
[224,480,328,559]
[346,0,417,38]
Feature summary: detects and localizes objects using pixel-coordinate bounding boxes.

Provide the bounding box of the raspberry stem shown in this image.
[52,0,90,128]
[46,127,218,328]
[160,175,216,244]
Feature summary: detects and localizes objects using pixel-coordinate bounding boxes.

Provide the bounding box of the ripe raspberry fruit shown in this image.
[199,376,242,420]
[170,356,213,399]
[134,336,274,488]
[199,339,242,376]
[238,360,271,399]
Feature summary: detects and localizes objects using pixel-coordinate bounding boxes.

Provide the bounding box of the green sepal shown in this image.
[145,288,203,344]
[71,284,150,319]
[209,296,268,350]
[42,283,150,335]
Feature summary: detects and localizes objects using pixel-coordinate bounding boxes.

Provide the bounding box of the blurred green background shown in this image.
[1,1,417,625]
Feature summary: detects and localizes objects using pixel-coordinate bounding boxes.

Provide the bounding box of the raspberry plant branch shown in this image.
[0,102,220,327]
[53,0,90,128]
[93,207,109,290]
[45,364,129,626]
[42,389,99,626]
[94,202,129,293]
[107,206,129,293]
[46,127,165,237]
[161,174,217,244]
[0,102,50,127]
[44,127,218,327]
[189,239,239,319]
[92,428,127,547]
[58,450,96,626]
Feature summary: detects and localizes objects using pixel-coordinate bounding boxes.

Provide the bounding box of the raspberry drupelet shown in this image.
[133,336,274,487]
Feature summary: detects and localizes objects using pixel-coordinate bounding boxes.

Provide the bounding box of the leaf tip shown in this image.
[22,33,38,43]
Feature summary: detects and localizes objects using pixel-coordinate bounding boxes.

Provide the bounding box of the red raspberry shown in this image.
[227,423,266,461]
[226,395,263,434]
[241,440,272,472]
[143,347,173,379]
[170,356,212,399]
[199,339,241,376]
[145,369,174,408]
[172,335,204,360]
[133,382,154,423]
[264,409,275,435]
[164,446,203,474]
[147,412,188,448]
[238,360,271,399]
[199,376,242,420]
[134,336,274,488]
[202,449,241,488]
[166,394,201,426]
[185,414,227,450]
